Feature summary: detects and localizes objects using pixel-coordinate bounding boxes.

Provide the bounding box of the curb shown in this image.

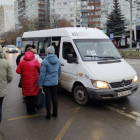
[125,57,140,59]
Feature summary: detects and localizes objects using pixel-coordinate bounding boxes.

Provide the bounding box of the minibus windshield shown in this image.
[74,39,122,61]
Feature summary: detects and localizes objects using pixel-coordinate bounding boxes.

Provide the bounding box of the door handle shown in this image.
[61,63,64,66]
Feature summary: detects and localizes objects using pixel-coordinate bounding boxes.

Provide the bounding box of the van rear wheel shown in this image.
[74,85,89,105]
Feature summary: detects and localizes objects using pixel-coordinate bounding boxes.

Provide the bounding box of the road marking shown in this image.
[131,111,140,117]
[55,107,81,140]
[105,105,139,121]
[8,113,46,121]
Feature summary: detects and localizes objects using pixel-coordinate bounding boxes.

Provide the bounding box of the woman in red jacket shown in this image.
[16,50,41,115]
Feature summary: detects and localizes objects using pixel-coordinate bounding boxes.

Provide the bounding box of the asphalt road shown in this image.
[1,53,140,140]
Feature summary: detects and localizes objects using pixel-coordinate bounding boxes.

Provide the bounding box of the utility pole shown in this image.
[130,0,132,52]
[126,0,132,52]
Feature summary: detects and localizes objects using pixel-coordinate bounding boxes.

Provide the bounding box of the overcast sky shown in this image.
[0,0,15,5]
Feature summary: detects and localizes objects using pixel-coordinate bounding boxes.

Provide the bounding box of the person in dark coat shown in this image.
[16,51,41,115]
[38,45,61,119]
[52,42,59,57]
[39,48,46,60]
[16,44,32,66]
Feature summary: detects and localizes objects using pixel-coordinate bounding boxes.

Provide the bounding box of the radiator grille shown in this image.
[110,80,132,88]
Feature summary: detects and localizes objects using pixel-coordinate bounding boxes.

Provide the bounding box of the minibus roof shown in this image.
[22,27,109,39]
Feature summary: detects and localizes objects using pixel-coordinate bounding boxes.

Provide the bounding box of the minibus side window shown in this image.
[43,38,51,51]
[51,37,61,58]
[62,42,77,60]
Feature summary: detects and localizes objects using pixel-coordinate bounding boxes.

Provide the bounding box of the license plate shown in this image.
[118,90,131,97]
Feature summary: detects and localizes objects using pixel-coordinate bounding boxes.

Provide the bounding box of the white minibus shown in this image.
[21,27,138,105]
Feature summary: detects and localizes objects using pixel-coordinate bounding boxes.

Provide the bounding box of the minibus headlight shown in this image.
[91,80,110,89]
[133,75,138,83]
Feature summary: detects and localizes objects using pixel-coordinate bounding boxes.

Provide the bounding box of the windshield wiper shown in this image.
[84,55,101,58]
[84,55,121,59]
[100,56,121,59]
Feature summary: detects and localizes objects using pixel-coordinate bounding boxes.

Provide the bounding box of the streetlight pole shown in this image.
[126,0,132,52]
[130,0,132,52]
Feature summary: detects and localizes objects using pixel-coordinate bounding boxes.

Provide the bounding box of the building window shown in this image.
[63,2,67,5]
[95,6,101,10]
[70,8,74,11]
[89,0,94,3]
[77,2,81,4]
[57,2,61,6]
[95,0,100,3]
[70,14,74,17]
[70,20,74,22]
[88,6,94,10]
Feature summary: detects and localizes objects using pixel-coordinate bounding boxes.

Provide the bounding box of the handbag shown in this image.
[36,89,44,108]
[18,76,22,88]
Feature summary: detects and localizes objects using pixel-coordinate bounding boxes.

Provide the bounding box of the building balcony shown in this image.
[81,3,87,6]
[81,9,88,13]
[38,4,45,7]
[81,21,88,24]
[81,15,88,18]
[137,7,140,10]
[101,9,108,12]
[88,21,100,24]
[39,9,45,12]
[38,14,45,20]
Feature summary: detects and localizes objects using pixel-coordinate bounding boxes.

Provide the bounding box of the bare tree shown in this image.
[1,16,73,45]
[57,19,73,28]
[48,14,73,28]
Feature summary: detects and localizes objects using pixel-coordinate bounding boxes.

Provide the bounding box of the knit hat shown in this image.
[46,45,55,54]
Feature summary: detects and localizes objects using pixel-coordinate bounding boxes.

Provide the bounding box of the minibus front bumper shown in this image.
[86,84,138,100]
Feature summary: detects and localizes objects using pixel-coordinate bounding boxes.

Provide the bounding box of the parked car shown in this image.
[6,45,18,53]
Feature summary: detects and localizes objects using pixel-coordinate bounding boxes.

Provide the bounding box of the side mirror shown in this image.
[67,54,73,63]
[67,54,78,64]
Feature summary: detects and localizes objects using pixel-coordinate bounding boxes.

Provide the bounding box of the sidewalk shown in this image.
[118,47,140,59]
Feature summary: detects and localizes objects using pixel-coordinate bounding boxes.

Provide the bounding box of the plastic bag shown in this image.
[36,89,44,108]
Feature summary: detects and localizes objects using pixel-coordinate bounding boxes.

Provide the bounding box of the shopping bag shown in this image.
[36,89,44,108]
[42,90,46,107]
[18,76,22,88]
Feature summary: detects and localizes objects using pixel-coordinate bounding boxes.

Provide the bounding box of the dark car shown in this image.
[6,45,18,53]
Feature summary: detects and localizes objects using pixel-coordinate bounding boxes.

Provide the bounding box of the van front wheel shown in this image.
[74,85,89,105]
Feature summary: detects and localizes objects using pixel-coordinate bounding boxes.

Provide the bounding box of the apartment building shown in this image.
[14,0,19,29]
[14,0,26,30]
[136,0,140,25]
[0,5,15,36]
[50,0,81,27]
[13,0,140,30]
[81,0,101,28]
[14,0,47,29]
[26,0,47,28]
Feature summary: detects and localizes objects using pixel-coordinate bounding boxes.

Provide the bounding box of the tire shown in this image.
[73,85,89,105]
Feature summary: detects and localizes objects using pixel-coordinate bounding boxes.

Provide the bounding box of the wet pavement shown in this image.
[0,53,140,140]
